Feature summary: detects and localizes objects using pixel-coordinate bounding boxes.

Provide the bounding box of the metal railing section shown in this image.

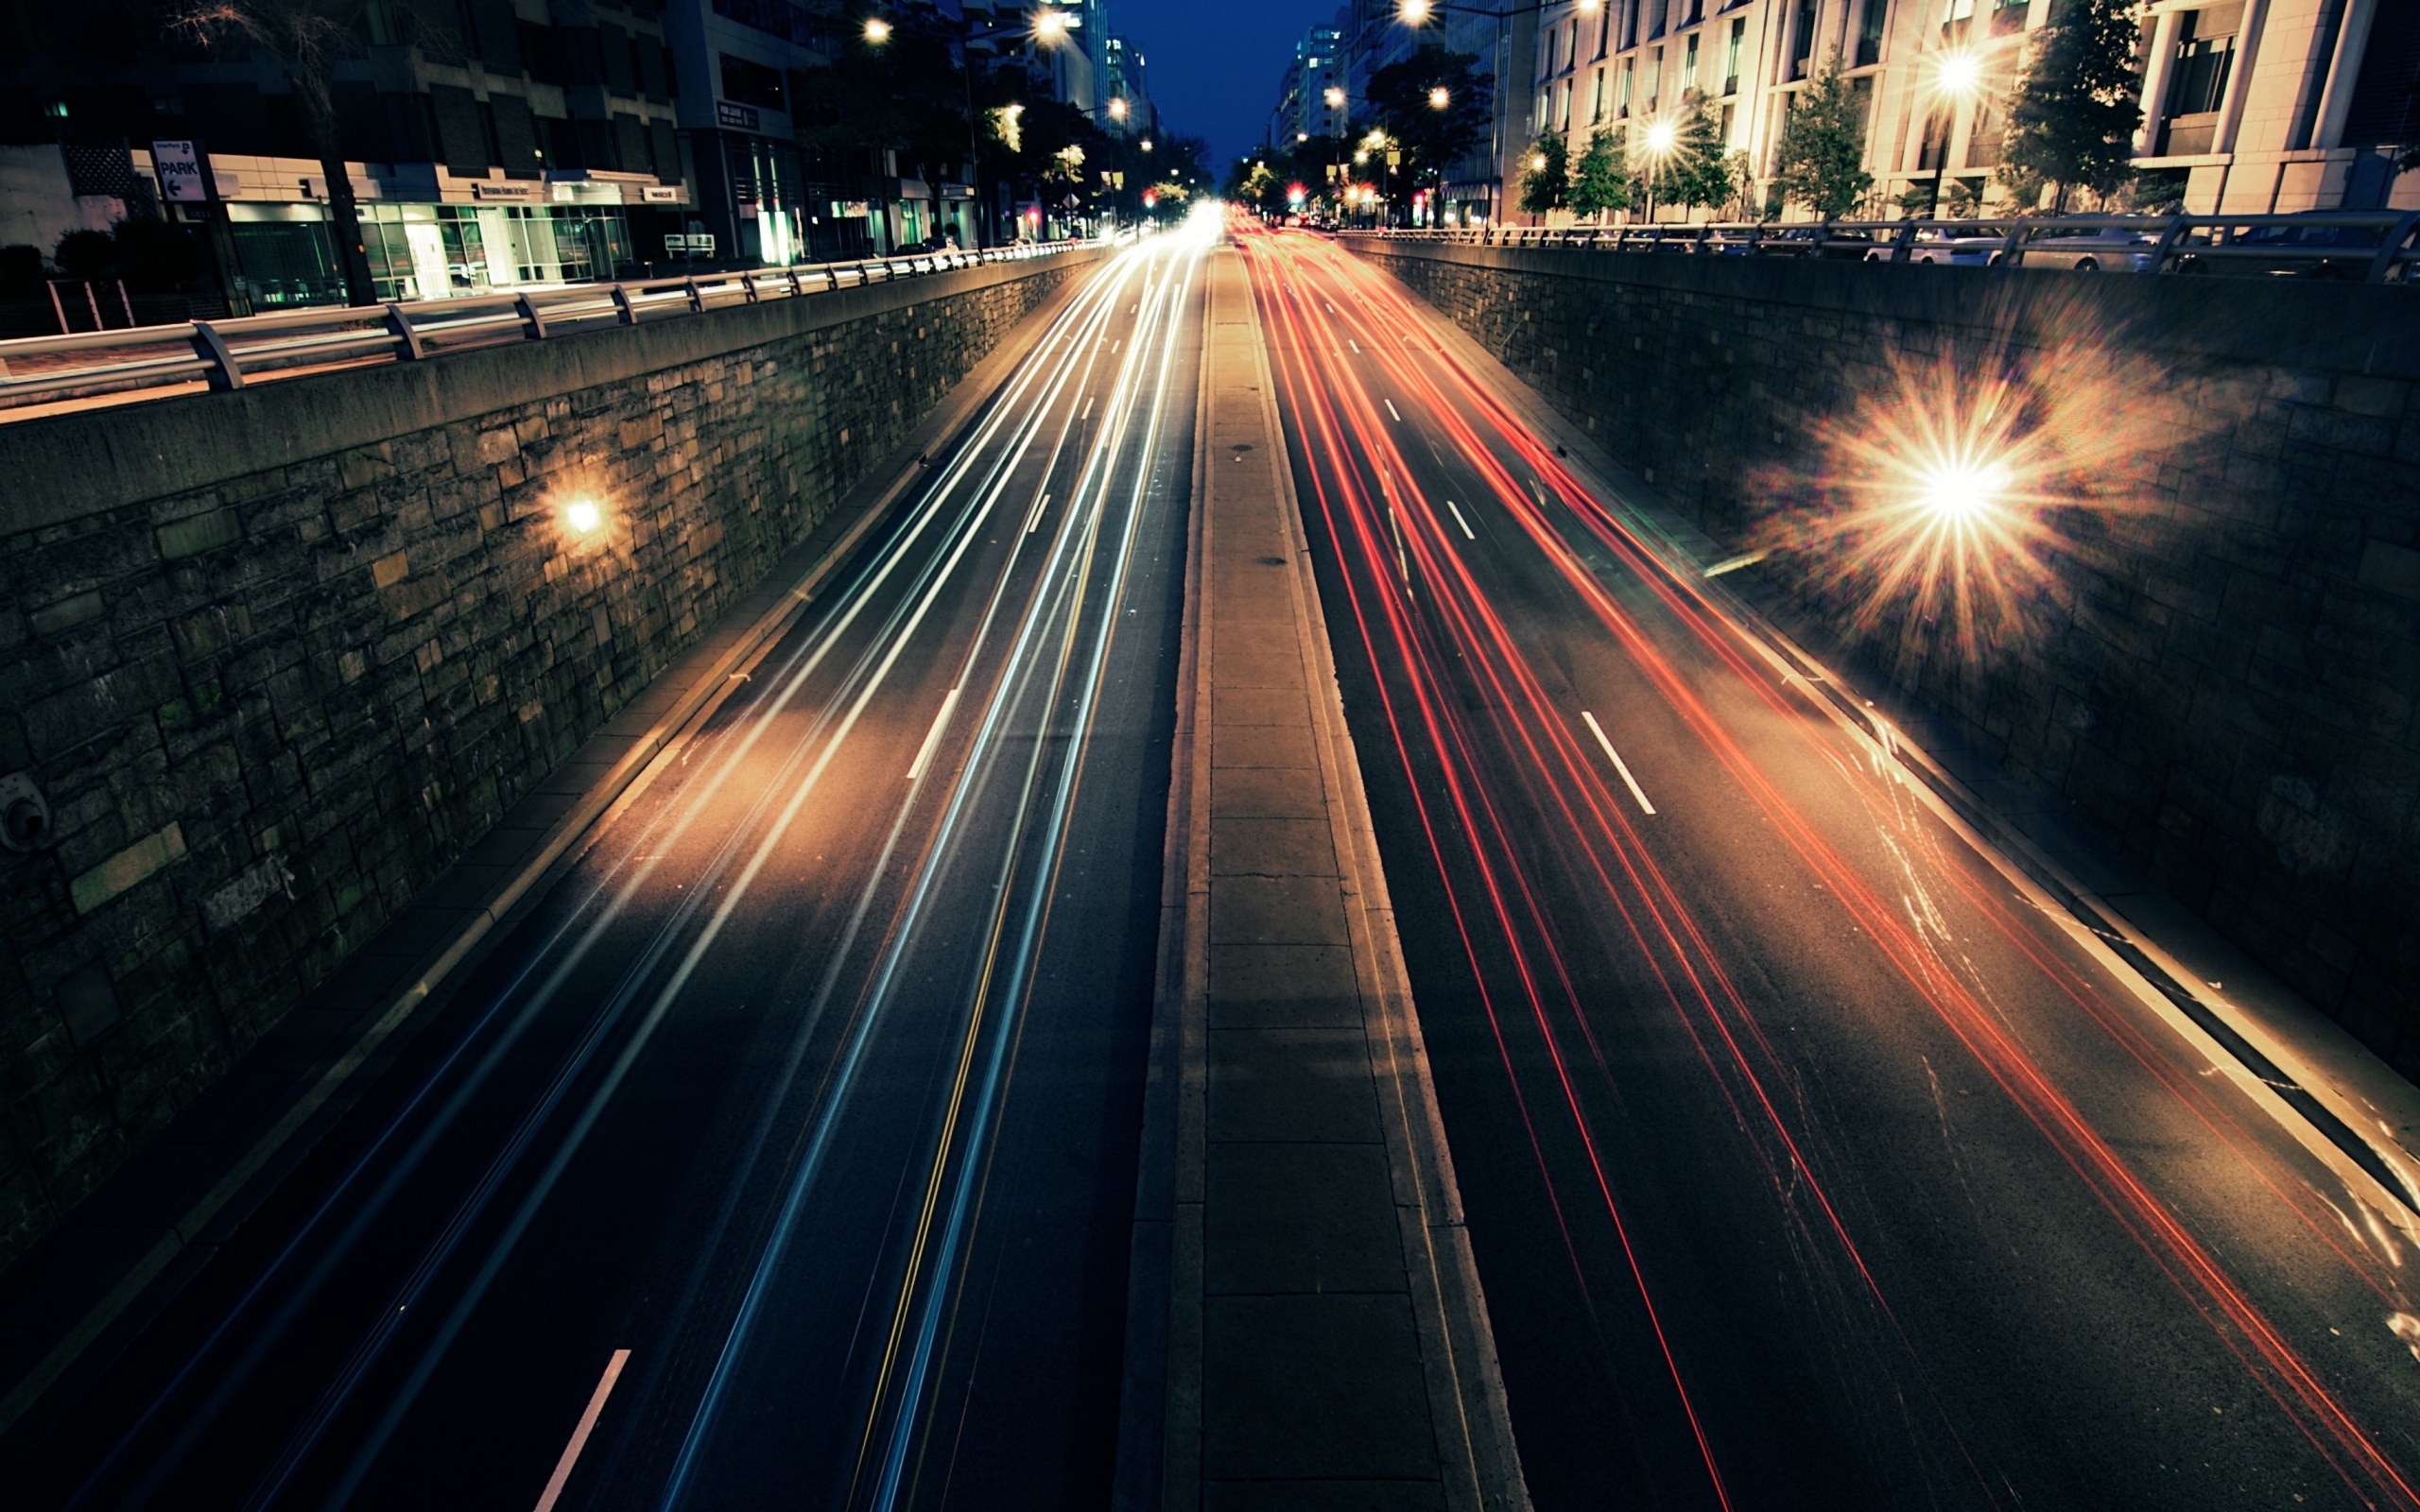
[1352,212,2420,284]
[0,239,1095,413]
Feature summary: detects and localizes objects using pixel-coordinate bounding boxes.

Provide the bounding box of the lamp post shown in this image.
[1923,48,1982,219]
[1639,115,1677,223]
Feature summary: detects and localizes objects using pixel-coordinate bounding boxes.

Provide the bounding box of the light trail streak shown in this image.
[1237,222,2420,1509]
[655,232,1206,1512]
[79,240,1169,1512]
[1445,499,1475,540]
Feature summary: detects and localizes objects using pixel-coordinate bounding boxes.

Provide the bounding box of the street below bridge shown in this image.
[9,232,1206,1512]
[1239,225,2420,1511]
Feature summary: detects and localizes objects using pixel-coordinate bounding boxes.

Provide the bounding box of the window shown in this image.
[1593,66,1607,123]
[1685,31,1700,94]
[1724,17,1744,94]
[2160,4,2241,155]
[1790,0,1817,77]
[1646,46,1662,111]
[1617,57,1634,116]
[1857,0,1889,66]
[719,53,786,111]
[711,0,816,46]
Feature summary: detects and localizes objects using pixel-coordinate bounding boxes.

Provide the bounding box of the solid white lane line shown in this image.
[532,1349,630,1512]
[1023,491,1052,535]
[1385,398,1403,421]
[908,688,961,781]
[1582,711,1656,816]
[1445,500,1476,540]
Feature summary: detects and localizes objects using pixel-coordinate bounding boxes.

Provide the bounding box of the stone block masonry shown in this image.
[0,249,1104,1268]
[1346,238,2420,1084]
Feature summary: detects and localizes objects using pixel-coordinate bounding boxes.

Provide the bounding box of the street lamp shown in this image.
[1924,48,1983,219]
[1639,116,1679,222]
[1109,96,1129,121]
[862,16,891,43]
[1033,8,1069,45]
[1429,86,1450,110]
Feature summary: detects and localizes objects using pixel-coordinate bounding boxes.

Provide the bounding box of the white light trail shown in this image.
[1582,711,1656,815]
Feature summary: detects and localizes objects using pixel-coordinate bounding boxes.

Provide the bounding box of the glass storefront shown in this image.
[229,201,636,307]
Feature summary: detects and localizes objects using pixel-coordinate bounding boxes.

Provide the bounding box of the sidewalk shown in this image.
[1115,249,1528,1510]
[1375,254,2420,1230]
[0,276,1094,1462]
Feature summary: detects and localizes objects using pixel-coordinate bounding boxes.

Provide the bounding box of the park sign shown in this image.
[152,140,208,203]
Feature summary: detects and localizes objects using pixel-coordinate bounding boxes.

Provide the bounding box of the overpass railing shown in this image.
[1353,211,2420,284]
[0,239,1097,415]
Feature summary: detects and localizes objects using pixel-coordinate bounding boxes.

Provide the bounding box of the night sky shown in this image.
[1116,0,1325,169]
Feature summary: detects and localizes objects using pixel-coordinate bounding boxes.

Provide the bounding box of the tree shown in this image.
[1659,103,1735,215]
[1520,129,1570,216]
[1771,59,1875,219]
[1363,46,1494,210]
[2002,0,2143,210]
[170,0,380,305]
[1567,129,1630,219]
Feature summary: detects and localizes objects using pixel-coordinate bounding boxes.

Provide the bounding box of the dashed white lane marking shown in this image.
[1081,394,1095,421]
[908,688,961,781]
[1349,337,1362,353]
[1024,491,1052,535]
[1582,711,1657,816]
[532,1349,630,1512]
[1385,399,1403,421]
[1444,500,1476,540]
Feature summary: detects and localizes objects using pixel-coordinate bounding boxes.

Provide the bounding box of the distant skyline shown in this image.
[1113,0,1323,169]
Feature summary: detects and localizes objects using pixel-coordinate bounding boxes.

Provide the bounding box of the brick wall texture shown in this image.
[0,252,1097,1267]
[1347,238,2420,1082]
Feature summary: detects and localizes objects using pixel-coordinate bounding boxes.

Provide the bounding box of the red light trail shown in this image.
[1235,219,2419,1509]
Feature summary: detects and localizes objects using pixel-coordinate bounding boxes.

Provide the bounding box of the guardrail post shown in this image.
[1889,222,1916,264]
[385,302,425,359]
[785,268,803,296]
[611,284,636,324]
[190,320,243,390]
[683,277,704,313]
[1997,221,2025,268]
[2143,213,2191,276]
[825,266,841,291]
[514,291,548,338]
[740,272,759,303]
[2367,209,2420,284]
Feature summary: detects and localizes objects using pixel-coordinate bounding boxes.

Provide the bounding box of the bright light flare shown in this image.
[1909,454,2011,522]
[1428,86,1451,111]
[1644,119,1678,155]
[1109,96,1128,120]
[1398,0,1433,22]
[1930,47,1983,102]
[564,497,603,535]
[1032,7,1068,43]
[863,16,891,43]
[1325,86,1346,109]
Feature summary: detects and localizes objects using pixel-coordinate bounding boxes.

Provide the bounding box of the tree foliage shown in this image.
[1651,104,1735,213]
[1362,46,1494,194]
[1519,129,1569,215]
[1771,59,1874,218]
[2002,0,2143,208]
[1567,129,1630,218]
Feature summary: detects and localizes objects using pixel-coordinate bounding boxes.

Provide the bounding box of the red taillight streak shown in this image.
[1267,237,2416,1505]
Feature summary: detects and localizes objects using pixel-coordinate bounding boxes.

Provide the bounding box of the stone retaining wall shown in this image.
[0,249,1101,1265]
[1345,237,2420,1081]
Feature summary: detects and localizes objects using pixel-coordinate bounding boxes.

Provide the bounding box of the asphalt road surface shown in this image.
[14,230,1208,1512]
[1239,225,2420,1511]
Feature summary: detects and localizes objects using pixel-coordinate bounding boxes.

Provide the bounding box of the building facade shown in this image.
[1514,0,2419,223]
[0,0,691,316]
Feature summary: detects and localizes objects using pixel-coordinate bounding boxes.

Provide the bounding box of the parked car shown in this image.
[2006,225,2160,271]
[1748,226,1879,260]
[2170,215,2410,281]
[1864,231,2000,266]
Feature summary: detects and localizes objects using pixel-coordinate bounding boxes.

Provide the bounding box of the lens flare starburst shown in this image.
[1770,323,2157,666]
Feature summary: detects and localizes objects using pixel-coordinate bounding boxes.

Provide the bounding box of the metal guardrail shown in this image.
[0,239,1096,413]
[1356,211,2420,284]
